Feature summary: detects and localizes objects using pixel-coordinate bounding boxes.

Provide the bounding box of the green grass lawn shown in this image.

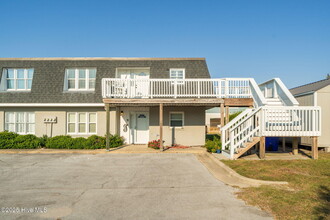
[222,152,330,220]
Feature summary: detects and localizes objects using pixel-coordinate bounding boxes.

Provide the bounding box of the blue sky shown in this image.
[0,0,329,88]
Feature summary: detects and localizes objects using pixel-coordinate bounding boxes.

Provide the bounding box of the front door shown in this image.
[134,112,149,144]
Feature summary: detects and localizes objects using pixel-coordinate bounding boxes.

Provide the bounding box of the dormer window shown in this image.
[0,68,34,91]
[64,68,96,91]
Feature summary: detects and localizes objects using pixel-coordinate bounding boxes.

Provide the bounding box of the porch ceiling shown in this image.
[103,98,253,107]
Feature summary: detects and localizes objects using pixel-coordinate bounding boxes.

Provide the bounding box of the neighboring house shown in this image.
[0,57,213,146]
[205,107,246,133]
[290,78,330,151]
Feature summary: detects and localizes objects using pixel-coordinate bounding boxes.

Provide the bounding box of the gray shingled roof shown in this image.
[0,58,210,103]
[290,78,330,96]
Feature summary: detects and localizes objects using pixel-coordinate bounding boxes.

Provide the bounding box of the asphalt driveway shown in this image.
[0,154,272,219]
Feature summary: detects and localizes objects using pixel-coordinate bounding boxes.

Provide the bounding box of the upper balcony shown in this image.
[102,78,252,99]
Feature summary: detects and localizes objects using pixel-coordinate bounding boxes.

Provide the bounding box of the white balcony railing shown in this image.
[261,106,321,137]
[102,78,253,99]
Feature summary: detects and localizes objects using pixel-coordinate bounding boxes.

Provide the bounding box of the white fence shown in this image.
[102,78,252,99]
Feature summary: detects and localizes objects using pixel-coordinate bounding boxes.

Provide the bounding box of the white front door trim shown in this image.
[132,111,149,144]
[119,107,149,144]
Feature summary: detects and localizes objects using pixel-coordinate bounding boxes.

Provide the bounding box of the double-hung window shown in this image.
[5,112,35,134]
[1,68,34,91]
[67,112,97,134]
[170,68,185,84]
[169,112,184,127]
[65,68,96,91]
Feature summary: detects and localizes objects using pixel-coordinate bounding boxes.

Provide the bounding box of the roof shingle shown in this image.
[290,78,330,95]
[0,58,210,103]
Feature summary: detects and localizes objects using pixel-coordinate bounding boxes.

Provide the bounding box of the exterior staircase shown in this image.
[221,78,321,160]
[265,98,282,106]
[234,137,261,159]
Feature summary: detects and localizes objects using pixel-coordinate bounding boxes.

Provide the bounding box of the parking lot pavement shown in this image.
[0,154,272,219]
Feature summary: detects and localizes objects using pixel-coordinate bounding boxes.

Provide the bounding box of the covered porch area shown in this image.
[103,98,254,150]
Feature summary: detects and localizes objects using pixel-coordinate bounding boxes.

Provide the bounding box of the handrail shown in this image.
[248,78,267,107]
[221,108,252,132]
[221,108,253,152]
[230,107,262,132]
[228,107,262,158]
[273,78,299,106]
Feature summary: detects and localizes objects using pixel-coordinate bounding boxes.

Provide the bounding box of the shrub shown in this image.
[72,137,88,149]
[13,134,41,149]
[0,131,18,149]
[229,111,243,121]
[46,135,74,149]
[109,134,124,148]
[45,135,123,149]
[0,132,41,149]
[206,134,220,141]
[0,132,124,150]
[86,135,106,149]
[148,139,161,149]
[38,135,48,148]
[205,136,221,152]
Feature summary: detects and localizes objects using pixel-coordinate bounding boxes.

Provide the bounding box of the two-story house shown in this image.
[0,57,223,147]
[0,57,321,159]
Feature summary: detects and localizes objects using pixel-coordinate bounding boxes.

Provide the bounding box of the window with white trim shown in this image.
[67,112,97,134]
[170,68,185,81]
[64,68,96,91]
[169,112,184,127]
[4,112,35,134]
[0,68,34,91]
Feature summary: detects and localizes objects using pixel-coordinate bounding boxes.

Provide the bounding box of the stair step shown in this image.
[265,98,283,106]
[233,137,261,159]
[266,98,280,101]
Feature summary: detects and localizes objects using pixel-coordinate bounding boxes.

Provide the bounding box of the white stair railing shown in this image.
[227,107,262,159]
[249,79,268,107]
[221,108,253,152]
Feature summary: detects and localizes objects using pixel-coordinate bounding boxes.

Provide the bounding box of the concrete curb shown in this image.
[196,153,288,188]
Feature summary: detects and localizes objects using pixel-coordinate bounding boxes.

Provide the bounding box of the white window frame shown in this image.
[4,112,35,134]
[169,68,185,84]
[169,111,184,128]
[1,68,34,91]
[67,112,97,134]
[64,68,96,91]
